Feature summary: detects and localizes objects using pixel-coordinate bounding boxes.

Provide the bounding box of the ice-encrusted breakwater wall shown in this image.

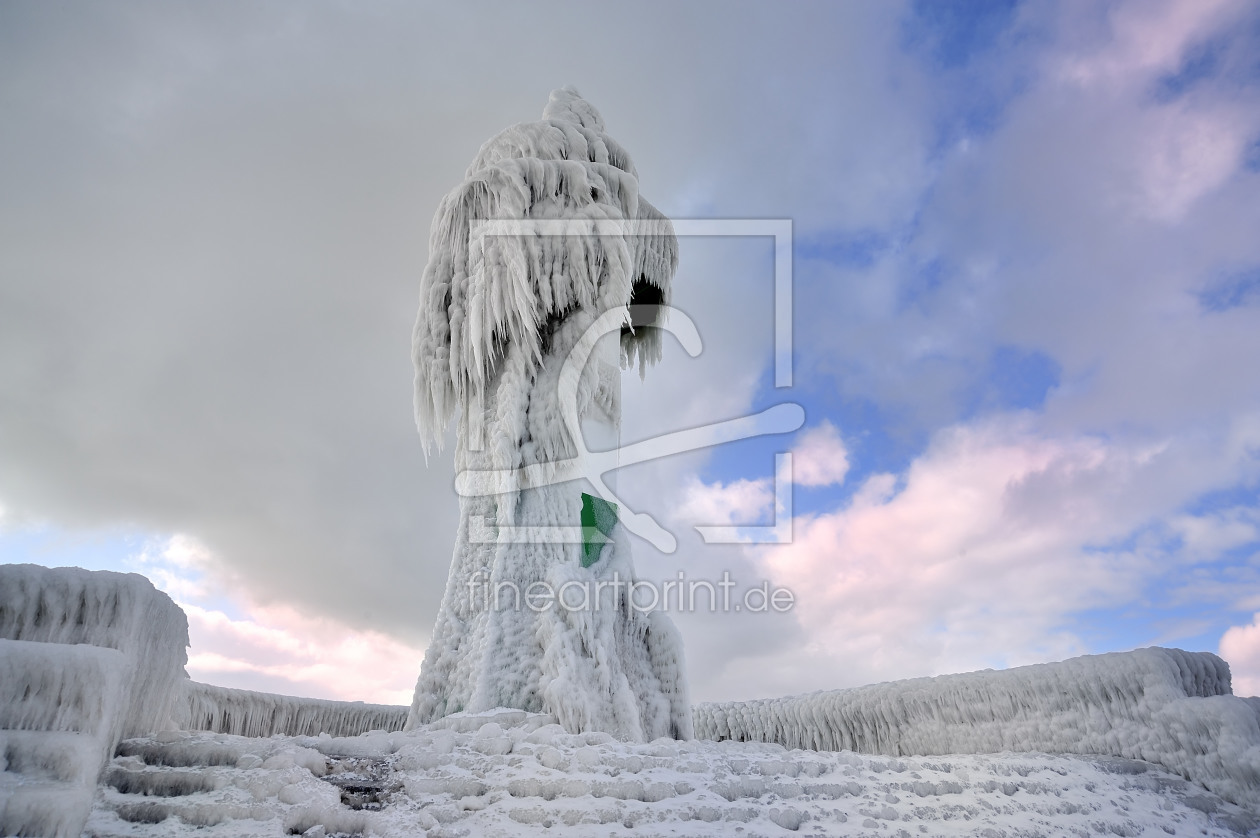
[180,681,407,738]
[0,566,407,835]
[693,647,1260,805]
[0,563,189,739]
[0,564,191,837]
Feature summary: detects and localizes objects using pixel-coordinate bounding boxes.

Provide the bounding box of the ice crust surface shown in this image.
[407,87,690,742]
[82,709,1260,837]
[694,647,1260,807]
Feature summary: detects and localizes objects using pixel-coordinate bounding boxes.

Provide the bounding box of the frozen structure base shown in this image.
[693,647,1260,806]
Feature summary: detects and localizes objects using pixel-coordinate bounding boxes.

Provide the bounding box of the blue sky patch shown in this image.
[0,526,144,574]
[1246,138,1260,173]
[1181,482,1260,518]
[968,345,1061,414]
[797,230,891,270]
[1153,36,1225,102]
[898,258,950,312]
[1198,267,1260,312]
[903,0,1022,70]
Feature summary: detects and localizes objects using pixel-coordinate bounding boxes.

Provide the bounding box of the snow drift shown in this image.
[179,681,407,738]
[407,87,690,742]
[693,647,1260,805]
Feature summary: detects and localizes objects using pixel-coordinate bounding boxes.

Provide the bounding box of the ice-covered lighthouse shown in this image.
[406,88,691,741]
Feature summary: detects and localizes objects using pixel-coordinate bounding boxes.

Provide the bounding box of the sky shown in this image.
[2,0,1260,705]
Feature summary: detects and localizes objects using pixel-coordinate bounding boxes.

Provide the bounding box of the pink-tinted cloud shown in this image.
[1220,614,1260,697]
[1053,0,1242,90]
[182,601,424,705]
[132,534,425,705]
[752,415,1160,690]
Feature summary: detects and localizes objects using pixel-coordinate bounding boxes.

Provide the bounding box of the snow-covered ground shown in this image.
[83,709,1258,837]
[6,566,1260,836]
[696,647,1260,807]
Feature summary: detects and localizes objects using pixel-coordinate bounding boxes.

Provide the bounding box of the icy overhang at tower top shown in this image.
[412,85,678,455]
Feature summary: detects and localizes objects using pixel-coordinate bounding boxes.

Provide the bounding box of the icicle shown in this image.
[177,681,406,738]
[413,92,667,456]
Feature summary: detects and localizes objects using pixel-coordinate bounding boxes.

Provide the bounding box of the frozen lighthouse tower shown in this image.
[407,88,691,741]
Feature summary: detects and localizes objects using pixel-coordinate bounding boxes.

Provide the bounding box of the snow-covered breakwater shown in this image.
[694,647,1260,805]
[0,566,408,835]
[0,563,189,740]
[86,711,1260,837]
[0,564,190,837]
[180,681,407,738]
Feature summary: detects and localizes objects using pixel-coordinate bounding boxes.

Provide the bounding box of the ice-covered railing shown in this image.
[0,563,189,739]
[0,564,190,837]
[693,647,1260,805]
[180,681,407,738]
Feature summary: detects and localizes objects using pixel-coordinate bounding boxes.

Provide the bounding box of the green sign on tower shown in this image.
[580,492,618,568]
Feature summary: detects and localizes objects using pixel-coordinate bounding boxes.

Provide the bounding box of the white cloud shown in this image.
[671,422,850,529]
[130,534,214,602]
[677,476,774,529]
[1168,507,1260,562]
[1220,614,1260,697]
[159,533,214,569]
[802,0,1260,449]
[790,421,850,488]
[1127,105,1249,223]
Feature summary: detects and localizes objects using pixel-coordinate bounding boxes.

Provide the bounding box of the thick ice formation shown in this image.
[694,647,1260,805]
[83,710,1259,837]
[0,563,189,739]
[0,640,130,837]
[408,87,690,742]
[0,564,189,837]
[180,681,407,739]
